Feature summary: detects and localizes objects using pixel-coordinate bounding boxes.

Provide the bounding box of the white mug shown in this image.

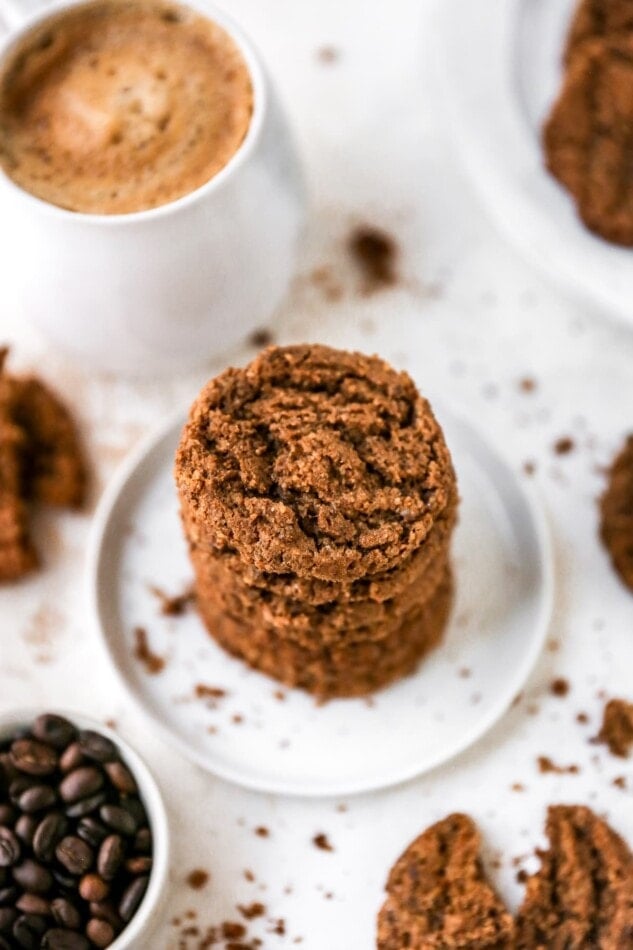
[0,0,305,376]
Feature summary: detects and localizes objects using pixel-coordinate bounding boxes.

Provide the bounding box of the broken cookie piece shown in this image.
[516,804,633,949]
[598,698,633,757]
[600,434,633,592]
[377,813,514,949]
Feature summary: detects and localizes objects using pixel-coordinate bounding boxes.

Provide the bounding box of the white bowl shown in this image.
[0,708,169,949]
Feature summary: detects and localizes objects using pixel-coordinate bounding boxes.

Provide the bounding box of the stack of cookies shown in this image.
[175,344,458,699]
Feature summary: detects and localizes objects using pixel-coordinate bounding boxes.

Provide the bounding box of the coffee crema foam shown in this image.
[0,0,253,214]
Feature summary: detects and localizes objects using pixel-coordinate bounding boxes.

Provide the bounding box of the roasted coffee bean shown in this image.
[59,768,104,805]
[125,856,151,874]
[16,894,51,916]
[86,917,115,948]
[32,716,76,751]
[58,744,84,775]
[65,791,107,820]
[77,732,116,764]
[34,814,68,863]
[0,888,17,908]
[133,827,151,854]
[121,796,146,826]
[0,806,16,826]
[97,836,124,881]
[0,907,17,933]
[103,761,137,795]
[76,818,108,849]
[99,805,136,837]
[9,777,37,804]
[79,873,109,902]
[42,929,90,949]
[0,829,20,867]
[118,875,148,923]
[52,869,77,891]
[18,785,57,814]
[55,838,93,876]
[10,741,58,777]
[13,859,53,894]
[89,900,122,929]
[50,898,81,931]
[12,914,42,949]
[14,816,37,847]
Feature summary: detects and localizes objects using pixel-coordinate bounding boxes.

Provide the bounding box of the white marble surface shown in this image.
[2,0,633,947]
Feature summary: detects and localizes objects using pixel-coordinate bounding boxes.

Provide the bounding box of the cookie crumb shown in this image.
[348,226,398,293]
[238,902,266,920]
[149,583,195,616]
[613,775,627,789]
[518,377,537,393]
[186,869,210,890]
[254,826,270,838]
[576,712,589,724]
[313,833,334,852]
[133,626,165,674]
[550,677,570,698]
[248,328,274,348]
[597,697,633,757]
[194,684,227,701]
[553,436,575,455]
[316,45,339,64]
[537,755,579,775]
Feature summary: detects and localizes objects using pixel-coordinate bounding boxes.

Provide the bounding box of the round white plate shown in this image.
[435,0,633,325]
[88,405,553,797]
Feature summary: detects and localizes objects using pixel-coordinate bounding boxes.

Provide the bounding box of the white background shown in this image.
[2,0,633,947]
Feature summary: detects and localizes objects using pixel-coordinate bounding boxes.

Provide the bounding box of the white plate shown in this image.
[435,0,633,325]
[88,405,553,797]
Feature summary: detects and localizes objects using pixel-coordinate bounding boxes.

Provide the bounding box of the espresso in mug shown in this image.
[0,0,253,213]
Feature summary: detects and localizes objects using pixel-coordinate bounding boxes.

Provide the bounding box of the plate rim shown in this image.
[86,404,555,798]
[433,0,633,326]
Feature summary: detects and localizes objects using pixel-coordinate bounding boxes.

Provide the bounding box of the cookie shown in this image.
[197,570,453,699]
[565,0,633,63]
[176,344,457,582]
[377,813,515,950]
[600,434,633,590]
[0,418,38,581]
[515,804,633,948]
[544,37,633,246]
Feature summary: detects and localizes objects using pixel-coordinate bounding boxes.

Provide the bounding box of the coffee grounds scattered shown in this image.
[597,697,633,757]
[133,626,165,674]
[187,869,210,890]
[313,833,334,852]
[550,677,570,697]
[348,226,398,293]
[149,582,195,616]
[537,755,579,775]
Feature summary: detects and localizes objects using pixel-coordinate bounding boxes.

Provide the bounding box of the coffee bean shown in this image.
[59,768,104,805]
[79,873,109,902]
[0,888,17,907]
[133,827,151,853]
[0,806,16,826]
[0,907,17,933]
[42,929,90,949]
[0,829,20,867]
[0,755,18,787]
[76,818,108,849]
[10,741,58,777]
[34,814,68,863]
[103,762,137,795]
[9,777,37,805]
[12,914,41,949]
[125,856,152,874]
[50,898,81,931]
[97,836,124,881]
[14,816,37,847]
[52,869,76,891]
[99,805,136,836]
[118,875,148,922]
[32,717,76,752]
[89,900,122,929]
[55,838,93,876]
[16,894,51,916]
[0,935,11,949]
[86,917,115,948]
[77,732,116,764]
[13,859,53,894]
[18,785,57,814]
[59,744,84,775]
[65,791,107,820]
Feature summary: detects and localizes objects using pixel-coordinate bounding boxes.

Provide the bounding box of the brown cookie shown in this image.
[565,0,633,63]
[544,36,633,246]
[600,434,633,591]
[598,697,633,756]
[197,570,453,699]
[515,805,633,948]
[0,418,38,581]
[176,344,457,582]
[377,813,515,949]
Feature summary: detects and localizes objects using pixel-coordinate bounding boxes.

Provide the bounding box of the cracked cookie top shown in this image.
[175,345,457,582]
[565,0,633,63]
